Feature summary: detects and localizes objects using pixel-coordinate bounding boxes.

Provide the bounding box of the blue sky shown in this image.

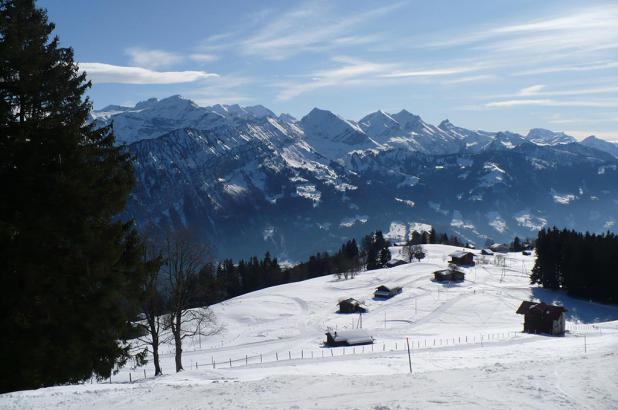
[40,0,618,139]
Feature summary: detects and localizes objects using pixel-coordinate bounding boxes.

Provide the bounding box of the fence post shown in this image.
[276,352,279,361]
[406,338,412,374]
[260,354,263,363]
[229,358,232,367]
[143,369,146,379]
[129,373,132,384]
[302,350,304,359]
[289,351,291,360]
[331,349,333,357]
[246,355,248,366]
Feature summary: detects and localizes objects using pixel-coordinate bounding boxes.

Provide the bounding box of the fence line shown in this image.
[100,323,615,384]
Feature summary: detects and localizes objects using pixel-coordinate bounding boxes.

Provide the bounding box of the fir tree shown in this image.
[0,0,149,392]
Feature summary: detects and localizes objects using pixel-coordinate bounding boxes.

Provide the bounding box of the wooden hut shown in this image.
[449,251,475,266]
[324,329,374,347]
[433,269,465,282]
[516,301,567,335]
[338,298,367,314]
[481,248,494,255]
[490,243,509,253]
[374,285,402,299]
[386,259,407,268]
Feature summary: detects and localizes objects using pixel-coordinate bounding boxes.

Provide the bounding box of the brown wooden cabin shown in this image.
[516,301,567,335]
[481,248,494,255]
[374,285,402,299]
[433,269,465,282]
[324,329,374,347]
[449,251,475,266]
[386,259,407,268]
[338,298,367,314]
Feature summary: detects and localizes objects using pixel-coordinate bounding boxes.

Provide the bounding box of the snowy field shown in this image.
[2,244,618,409]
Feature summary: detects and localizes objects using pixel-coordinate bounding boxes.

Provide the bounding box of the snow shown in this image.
[3,245,618,409]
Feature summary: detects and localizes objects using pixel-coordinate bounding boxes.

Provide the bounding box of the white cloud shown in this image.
[381,66,476,78]
[515,61,618,76]
[189,53,219,63]
[518,85,545,96]
[185,75,254,106]
[486,98,618,108]
[238,2,402,59]
[125,47,183,69]
[79,63,218,84]
[442,75,496,85]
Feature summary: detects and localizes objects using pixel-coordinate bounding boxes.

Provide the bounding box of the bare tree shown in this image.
[402,243,425,262]
[162,230,223,372]
[132,229,165,376]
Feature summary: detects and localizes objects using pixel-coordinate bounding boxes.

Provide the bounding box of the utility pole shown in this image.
[406,338,412,373]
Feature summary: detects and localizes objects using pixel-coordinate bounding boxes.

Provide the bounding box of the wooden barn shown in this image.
[338,298,367,313]
[490,243,509,253]
[386,259,407,268]
[433,269,465,282]
[449,251,475,266]
[324,329,374,347]
[374,285,402,299]
[481,248,494,255]
[516,301,567,335]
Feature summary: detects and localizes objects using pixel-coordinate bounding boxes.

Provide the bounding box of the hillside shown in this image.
[3,245,618,409]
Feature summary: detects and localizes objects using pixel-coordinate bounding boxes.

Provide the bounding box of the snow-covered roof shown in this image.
[449,251,473,258]
[326,329,373,345]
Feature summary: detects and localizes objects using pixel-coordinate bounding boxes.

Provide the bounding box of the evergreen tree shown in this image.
[0,0,148,392]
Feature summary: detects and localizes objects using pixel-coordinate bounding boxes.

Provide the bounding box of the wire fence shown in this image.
[94,322,615,385]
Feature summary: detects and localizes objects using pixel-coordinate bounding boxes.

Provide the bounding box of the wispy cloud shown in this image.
[518,84,545,96]
[125,47,183,69]
[274,56,476,101]
[486,98,618,108]
[189,53,219,63]
[515,60,618,76]
[442,75,496,85]
[237,2,402,60]
[185,75,254,106]
[79,63,218,84]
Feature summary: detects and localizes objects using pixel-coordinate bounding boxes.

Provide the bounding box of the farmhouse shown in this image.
[324,329,374,347]
[386,259,407,268]
[516,301,567,335]
[338,298,367,313]
[374,285,402,299]
[449,251,475,266]
[490,243,509,253]
[433,269,465,282]
[481,248,494,255]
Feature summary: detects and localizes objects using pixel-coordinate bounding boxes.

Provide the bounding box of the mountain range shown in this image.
[92,95,618,260]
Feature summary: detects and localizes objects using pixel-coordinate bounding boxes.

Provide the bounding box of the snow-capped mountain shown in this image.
[95,96,618,260]
[526,128,577,145]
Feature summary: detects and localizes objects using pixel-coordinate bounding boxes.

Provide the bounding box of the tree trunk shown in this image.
[151,333,162,376]
[173,313,183,372]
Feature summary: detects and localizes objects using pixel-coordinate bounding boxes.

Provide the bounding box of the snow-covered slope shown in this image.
[4,245,618,409]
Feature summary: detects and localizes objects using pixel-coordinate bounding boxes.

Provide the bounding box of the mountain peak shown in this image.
[527,128,576,146]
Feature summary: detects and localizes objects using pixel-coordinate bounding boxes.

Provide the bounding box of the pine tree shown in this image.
[0,0,147,392]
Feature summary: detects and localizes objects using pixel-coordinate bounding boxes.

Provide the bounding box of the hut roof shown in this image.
[516,301,567,320]
[325,329,373,345]
[449,251,473,258]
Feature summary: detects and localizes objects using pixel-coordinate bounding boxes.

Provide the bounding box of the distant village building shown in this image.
[338,298,367,314]
[449,251,475,266]
[324,329,374,347]
[481,248,494,256]
[516,301,567,335]
[490,243,509,253]
[433,269,465,282]
[374,285,402,299]
[522,250,532,256]
[386,259,407,268]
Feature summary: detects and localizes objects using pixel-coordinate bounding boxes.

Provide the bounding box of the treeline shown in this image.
[531,227,618,304]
